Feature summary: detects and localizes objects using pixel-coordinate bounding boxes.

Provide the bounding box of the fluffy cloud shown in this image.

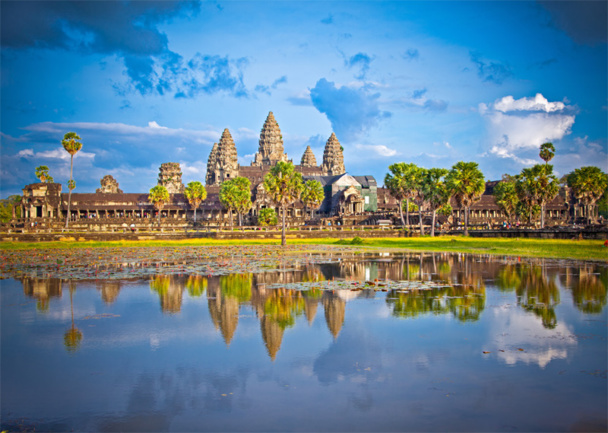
[481,93,575,165]
[310,78,391,141]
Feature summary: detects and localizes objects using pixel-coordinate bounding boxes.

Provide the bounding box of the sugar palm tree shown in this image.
[35,165,53,183]
[184,181,207,223]
[263,161,304,246]
[258,207,278,226]
[61,132,82,228]
[148,185,170,227]
[384,163,422,227]
[220,177,251,227]
[446,161,485,236]
[567,166,608,225]
[516,164,559,228]
[539,142,555,165]
[421,168,451,237]
[301,179,324,220]
[493,175,519,224]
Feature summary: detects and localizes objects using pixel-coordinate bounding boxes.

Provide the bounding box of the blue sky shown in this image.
[1,0,606,196]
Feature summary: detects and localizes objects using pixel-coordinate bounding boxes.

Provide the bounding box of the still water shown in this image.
[1,247,606,432]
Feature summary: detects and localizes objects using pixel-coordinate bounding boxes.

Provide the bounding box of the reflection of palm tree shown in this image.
[387,288,450,318]
[64,281,82,353]
[186,275,207,297]
[150,275,184,314]
[570,266,607,314]
[220,274,252,302]
[516,265,560,329]
[496,265,521,292]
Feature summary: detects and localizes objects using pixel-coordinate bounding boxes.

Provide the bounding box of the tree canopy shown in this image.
[446,161,485,235]
[184,181,207,223]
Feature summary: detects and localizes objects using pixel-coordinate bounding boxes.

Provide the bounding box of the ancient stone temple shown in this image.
[96,175,123,194]
[321,133,345,176]
[251,111,289,167]
[157,162,184,194]
[300,145,317,167]
[205,129,239,186]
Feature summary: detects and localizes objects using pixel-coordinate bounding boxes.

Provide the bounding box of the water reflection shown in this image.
[18,253,608,361]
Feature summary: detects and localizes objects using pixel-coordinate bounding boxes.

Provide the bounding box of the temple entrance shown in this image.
[36,206,43,218]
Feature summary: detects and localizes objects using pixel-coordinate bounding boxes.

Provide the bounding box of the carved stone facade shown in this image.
[158,162,185,194]
[96,175,123,194]
[300,145,317,167]
[251,111,288,167]
[321,133,346,176]
[205,129,239,186]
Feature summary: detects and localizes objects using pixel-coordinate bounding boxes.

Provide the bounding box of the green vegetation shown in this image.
[446,161,486,236]
[61,131,83,229]
[1,236,605,261]
[384,162,422,227]
[184,181,207,223]
[35,165,54,183]
[0,195,22,222]
[257,207,278,226]
[148,185,170,226]
[567,166,608,225]
[219,177,252,227]
[301,179,324,219]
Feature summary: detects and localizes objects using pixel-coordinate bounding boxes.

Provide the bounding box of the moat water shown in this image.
[1,248,606,432]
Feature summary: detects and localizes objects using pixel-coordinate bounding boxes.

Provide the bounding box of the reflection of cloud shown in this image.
[489,308,577,368]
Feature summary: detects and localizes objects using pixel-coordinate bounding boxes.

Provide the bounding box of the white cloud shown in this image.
[354,143,397,157]
[481,93,575,164]
[148,121,168,129]
[17,149,34,157]
[18,146,95,161]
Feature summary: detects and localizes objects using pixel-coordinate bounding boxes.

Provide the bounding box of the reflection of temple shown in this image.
[96,280,122,304]
[149,275,185,314]
[323,292,345,339]
[207,278,240,346]
[22,277,62,311]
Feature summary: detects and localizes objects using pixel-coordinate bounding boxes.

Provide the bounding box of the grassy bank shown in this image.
[0,236,606,261]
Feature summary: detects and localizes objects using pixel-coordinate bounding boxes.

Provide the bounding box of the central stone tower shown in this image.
[251,112,288,167]
[205,129,239,186]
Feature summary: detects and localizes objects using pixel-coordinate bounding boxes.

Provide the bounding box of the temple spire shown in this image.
[300,145,317,167]
[252,111,288,167]
[321,133,345,176]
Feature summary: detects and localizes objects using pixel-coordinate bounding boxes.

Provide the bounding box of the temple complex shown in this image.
[16,110,583,228]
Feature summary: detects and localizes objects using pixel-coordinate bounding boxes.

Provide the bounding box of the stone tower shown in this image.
[300,145,317,167]
[205,142,219,186]
[158,163,185,194]
[206,129,239,186]
[251,111,288,167]
[96,175,123,194]
[321,133,345,176]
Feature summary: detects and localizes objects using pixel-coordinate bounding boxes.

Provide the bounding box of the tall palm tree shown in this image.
[61,132,82,228]
[263,161,304,246]
[384,163,421,227]
[493,175,519,224]
[516,164,559,228]
[539,142,555,165]
[148,185,170,227]
[184,181,207,223]
[35,165,53,183]
[301,179,324,220]
[446,161,485,236]
[421,168,451,237]
[220,178,251,227]
[567,166,608,225]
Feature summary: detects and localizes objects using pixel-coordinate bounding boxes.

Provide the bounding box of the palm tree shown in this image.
[516,164,559,228]
[412,167,428,235]
[258,208,278,226]
[35,165,53,183]
[220,177,252,227]
[263,161,304,246]
[421,168,451,237]
[301,179,324,220]
[493,175,519,224]
[64,281,82,353]
[384,163,422,227]
[184,181,207,223]
[446,161,485,236]
[539,142,555,165]
[61,132,82,229]
[148,185,170,227]
[567,166,608,225]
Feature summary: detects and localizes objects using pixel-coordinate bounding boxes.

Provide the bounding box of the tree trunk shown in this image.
[464,207,469,236]
[193,207,197,223]
[540,203,545,228]
[431,210,436,237]
[419,207,424,236]
[398,199,405,227]
[405,198,410,227]
[238,212,242,227]
[157,209,161,227]
[281,205,286,246]
[65,154,74,229]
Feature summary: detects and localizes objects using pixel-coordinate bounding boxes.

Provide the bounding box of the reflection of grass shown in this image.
[1,237,606,260]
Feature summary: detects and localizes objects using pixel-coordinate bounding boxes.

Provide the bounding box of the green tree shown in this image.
[421,168,451,237]
[567,166,608,225]
[493,175,519,223]
[148,185,170,226]
[35,165,54,183]
[412,167,428,235]
[539,142,555,165]
[263,161,304,246]
[385,163,422,227]
[258,207,278,226]
[61,132,82,229]
[184,181,207,223]
[446,161,486,236]
[301,179,324,219]
[0,195,22,222]
[220,177,252,227]
[516,164,559,228]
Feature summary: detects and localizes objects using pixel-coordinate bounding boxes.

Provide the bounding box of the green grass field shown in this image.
[0,236,606,261]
